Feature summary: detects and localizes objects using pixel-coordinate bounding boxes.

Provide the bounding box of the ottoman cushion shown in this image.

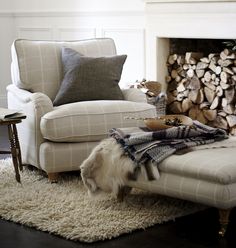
[159,147,236,185]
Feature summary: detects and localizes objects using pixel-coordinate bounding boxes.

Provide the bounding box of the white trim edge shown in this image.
[145,0,236,2]
[0,10,145,18]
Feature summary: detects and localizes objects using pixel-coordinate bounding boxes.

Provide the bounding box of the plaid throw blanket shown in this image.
[109,121,228,180]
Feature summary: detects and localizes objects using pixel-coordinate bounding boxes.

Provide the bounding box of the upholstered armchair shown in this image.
[7,38,156,180]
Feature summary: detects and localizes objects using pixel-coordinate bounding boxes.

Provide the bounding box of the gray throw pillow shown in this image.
[53,47,127,106]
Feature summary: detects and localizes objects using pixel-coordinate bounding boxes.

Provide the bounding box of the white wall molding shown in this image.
[101,28,145,37]
[57,28,96,40]
[145,2,236,14]
[0,10,145,18]
[145,0,236,2]
[17,27,53,40]
[0,12,13,17]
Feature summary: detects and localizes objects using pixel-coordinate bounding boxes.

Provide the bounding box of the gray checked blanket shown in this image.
[109,120,228,180]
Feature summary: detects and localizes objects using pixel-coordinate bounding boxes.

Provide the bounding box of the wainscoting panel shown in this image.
[102,28,146,86]
[0,16,14,107]
[0,10,146,106]
[57,28,96,40]
[17,27,53,40]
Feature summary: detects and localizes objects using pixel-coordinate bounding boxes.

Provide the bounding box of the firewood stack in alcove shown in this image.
[166,48,236,134]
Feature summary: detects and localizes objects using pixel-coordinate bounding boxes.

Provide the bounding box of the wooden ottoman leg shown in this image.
[47,172,59,183]
[117,186,132,202]
[218,208,231,237]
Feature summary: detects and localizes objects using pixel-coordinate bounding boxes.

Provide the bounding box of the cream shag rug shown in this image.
[0,159,205,243]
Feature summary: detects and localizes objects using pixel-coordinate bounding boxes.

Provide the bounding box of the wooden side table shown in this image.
[0,119,23,183]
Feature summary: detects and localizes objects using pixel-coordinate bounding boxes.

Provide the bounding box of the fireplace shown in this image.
[145,0,236,133]
[145,0,236,89]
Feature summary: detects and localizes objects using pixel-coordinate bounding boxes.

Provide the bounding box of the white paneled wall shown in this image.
[17,27,53,40]
[102,28,145,85]
[0,16,15,107]
[0,0,145,106]
[57,28,96,40]
[11,0,145,11]
[14,12,145,88]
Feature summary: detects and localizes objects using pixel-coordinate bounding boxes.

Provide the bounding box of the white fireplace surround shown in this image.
[145,0,236,90]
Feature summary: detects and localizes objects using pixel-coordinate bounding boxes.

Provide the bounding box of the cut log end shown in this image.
[167,48,236,133]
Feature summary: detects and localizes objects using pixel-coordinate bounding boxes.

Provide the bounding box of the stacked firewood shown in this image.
[166,48,236,134]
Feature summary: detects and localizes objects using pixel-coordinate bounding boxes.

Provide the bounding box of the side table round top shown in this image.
[0,119,22,125]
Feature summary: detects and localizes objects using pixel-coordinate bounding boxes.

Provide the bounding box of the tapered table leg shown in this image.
[12,124,23,171]
[1,118,24,183]
[7,123,21,183]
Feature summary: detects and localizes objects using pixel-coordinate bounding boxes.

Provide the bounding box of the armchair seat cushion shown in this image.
[40,100,156,142]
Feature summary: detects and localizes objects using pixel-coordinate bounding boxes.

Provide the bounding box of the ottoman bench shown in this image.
[126,144,236,237]
[81,124,236,238]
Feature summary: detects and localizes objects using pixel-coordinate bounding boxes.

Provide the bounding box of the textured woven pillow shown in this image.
[53,47,127,106]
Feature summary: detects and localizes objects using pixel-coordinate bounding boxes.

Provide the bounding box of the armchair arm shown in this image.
[6,84,32,103]
[7,85,53,107]
[7,84,53,168]
[121,88,148,103]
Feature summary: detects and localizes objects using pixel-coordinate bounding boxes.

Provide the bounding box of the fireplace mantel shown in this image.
[145,0,236,2]
[145,0,236,89]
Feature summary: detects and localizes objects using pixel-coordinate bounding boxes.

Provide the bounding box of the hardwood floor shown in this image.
[0,125,235,248]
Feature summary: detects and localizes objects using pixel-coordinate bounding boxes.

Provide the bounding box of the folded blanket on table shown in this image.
[109,120,228,180]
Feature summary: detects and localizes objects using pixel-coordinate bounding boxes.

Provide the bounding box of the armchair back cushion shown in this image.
[11,38,117,100]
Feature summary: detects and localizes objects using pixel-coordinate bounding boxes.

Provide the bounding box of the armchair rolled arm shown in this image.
[7,84,53,112]
[121,88,148,103]
[7,84,32,103]
[7,84,53,168]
